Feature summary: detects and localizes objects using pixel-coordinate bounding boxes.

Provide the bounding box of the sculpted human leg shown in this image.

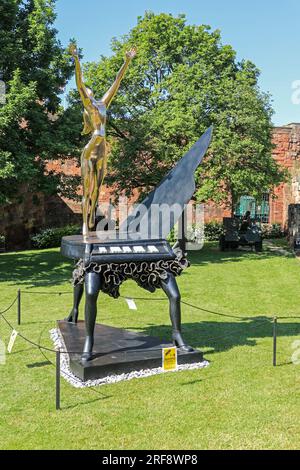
[81,158,91,240]
[89,142,107,229]
[160,273,193,353]
[81,134,101,240]
[82,271,102,362]
[66,283,84,323]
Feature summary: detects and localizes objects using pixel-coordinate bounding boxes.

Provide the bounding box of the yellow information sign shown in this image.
[162,347,177,371]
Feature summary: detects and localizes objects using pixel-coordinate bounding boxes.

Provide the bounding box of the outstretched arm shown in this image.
[102,48,136,108]
[69,44,92,109]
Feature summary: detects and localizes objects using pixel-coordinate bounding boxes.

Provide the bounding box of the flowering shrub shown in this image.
[31,225,80,249]
[261,223,285,239]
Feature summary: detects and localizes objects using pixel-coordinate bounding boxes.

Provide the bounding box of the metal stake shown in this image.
[17,289,21,325]
[56,349,61,410]
[273,317,277,367]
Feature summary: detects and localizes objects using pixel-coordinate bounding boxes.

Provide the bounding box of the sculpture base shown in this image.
[58,321,203,382]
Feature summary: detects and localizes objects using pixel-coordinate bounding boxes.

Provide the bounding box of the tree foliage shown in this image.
[82,12,287,209]
[0,0,80,204]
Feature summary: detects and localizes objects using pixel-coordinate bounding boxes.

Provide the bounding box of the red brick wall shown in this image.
[204,203,231,223]
[270,124,300,228]
[204,124,300,228]
[0,187,82,250]
[0,188,46,250]
[2,124,300,249]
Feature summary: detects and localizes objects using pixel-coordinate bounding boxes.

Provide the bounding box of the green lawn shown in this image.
[0,242,299,450]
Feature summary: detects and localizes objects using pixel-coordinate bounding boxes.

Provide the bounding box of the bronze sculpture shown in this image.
[69,44,136,241]
[62,128,213,364]
[61,44,213,371]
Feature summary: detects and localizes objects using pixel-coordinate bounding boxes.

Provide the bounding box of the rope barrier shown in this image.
[18,288,272,322]
[181,300,251,320]
[20,290,71,296]
[119,295,166,302]
[0,293,295,410]
[0,295,18,315]
[0,294,275,355]
[37,337,109,393]
[0,311,56,353]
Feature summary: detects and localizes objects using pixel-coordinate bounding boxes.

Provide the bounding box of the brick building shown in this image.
[269,123,300,226]
[204,123,300,226]
[1,123,300,249]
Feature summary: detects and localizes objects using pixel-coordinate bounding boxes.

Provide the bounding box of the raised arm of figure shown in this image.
[101,48,136,108]
[69,44,93,110]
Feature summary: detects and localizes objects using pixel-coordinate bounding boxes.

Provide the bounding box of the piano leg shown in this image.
[66,283,84,323]
[160,273,194,353]
[82,272,102,363]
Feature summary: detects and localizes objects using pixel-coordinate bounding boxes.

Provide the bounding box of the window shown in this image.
[235,194,270,223]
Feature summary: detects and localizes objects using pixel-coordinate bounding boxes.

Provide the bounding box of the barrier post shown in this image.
[273,317,277,367]
[17,289,21,325]
[56,349,61,410]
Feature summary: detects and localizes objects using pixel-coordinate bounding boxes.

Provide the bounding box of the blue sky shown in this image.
[55,0,300,126]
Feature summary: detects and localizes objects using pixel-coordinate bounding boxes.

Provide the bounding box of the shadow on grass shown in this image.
[0,242,293,289]
[63,318,300,359]
[129,319,300,354]
[187,243,294,267]
[26,361,52,368]
[62,394,111,411]
[0,250,73,287]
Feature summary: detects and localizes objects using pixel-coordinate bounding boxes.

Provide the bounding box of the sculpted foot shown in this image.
[81,352,93,363]
[66,308,79,323]
[172,331,194,353]
[81,336,94,363]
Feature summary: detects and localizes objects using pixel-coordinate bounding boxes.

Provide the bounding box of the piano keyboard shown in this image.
[61,236,176,264]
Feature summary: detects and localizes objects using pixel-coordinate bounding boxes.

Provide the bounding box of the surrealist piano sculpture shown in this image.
[59,43,213,380]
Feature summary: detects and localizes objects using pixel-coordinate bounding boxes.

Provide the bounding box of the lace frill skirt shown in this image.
[72,249,190,298]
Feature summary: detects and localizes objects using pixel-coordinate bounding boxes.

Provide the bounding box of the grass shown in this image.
[267,238,292,250]
[0,241,299,450]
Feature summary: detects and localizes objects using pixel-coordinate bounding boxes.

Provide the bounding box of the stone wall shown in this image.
[0,187,81,250]
[0,189,46,250]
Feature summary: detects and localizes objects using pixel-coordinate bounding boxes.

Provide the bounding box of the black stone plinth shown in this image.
[58,320,204,382]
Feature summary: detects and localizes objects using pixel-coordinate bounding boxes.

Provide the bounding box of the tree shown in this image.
[0,0,80,204]
[81,12,287,211]
[196,62,287,213]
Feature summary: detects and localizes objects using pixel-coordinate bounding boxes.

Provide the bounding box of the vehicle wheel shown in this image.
[231,242,239,250]
[255,241,263,252]
[219,235,227,251]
